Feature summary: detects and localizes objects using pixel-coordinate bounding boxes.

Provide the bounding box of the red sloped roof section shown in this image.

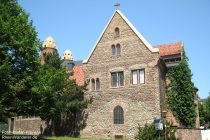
[69,66,84,86]
[154,42,182,56]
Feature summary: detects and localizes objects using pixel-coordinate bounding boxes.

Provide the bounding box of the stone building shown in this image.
[9,8,200,139]
[80,9,168,139]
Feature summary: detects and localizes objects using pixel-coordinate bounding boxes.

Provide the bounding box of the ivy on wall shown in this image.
[166,48,196,128]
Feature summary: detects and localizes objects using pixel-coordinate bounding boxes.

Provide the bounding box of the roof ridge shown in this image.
[154,41,183,47]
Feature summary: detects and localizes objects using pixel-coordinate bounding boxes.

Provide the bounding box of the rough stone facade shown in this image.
[176,129,202,140]
[81,11,163,139]
[9,117,46,135]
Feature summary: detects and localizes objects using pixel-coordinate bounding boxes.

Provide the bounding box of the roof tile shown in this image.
[154,42,182,57]
[69,66,84,86]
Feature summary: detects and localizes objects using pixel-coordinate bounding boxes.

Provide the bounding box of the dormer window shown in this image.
[115,27,120,37]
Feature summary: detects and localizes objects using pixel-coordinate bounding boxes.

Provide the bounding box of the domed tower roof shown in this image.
[42,36,57,49]
[62,50,73,61]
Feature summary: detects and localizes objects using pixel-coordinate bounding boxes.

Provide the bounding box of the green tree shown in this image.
[32,52,92,136]
[166,48,196,127]
[135,123,160,140]
[135,122,177,140]
[205,98,210,125]
[198,101,206,126]
[0,0,40,122]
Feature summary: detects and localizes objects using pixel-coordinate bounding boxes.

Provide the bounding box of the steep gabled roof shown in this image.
[154,41,183,57]
[83,10,159,64]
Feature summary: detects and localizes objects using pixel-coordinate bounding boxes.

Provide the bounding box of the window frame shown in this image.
[131,69,145,85]
[91,78,95,91]
[111,71,124,87]
[111,44,116,55]
[113,106,124,124]
[114,27,120,37]
[96,78,100,91]
[116,43,121,55]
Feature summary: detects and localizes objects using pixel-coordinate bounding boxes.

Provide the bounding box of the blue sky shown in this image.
[18,0,210,99]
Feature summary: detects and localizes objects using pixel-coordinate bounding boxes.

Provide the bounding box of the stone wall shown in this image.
[81,11,163,139]
[176,129,201,140]
[11,117,45,135]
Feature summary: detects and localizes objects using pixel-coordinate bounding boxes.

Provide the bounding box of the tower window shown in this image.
[114,106,124,124]
[115,27,120,37]
[67,63,73,70]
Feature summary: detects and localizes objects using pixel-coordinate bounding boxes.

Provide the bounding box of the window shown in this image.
[91,79,95,91]
[114,106,124,124]
[115,27,120,37]
[116,44,121,55]
[112,44,121,55]
[96,78,100,90]
[131,69,145,84]
[112,44,116,55]
[111,71,124,87]
[132,70,138,84]
[67,63,72,70]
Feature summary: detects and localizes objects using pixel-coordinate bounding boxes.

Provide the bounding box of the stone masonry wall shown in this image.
[12,117,46,135]
[176,129,201,140]
[81,12,162,139]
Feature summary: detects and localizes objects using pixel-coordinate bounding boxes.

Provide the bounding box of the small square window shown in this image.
[131,69,145,84]
[111,71,124,87]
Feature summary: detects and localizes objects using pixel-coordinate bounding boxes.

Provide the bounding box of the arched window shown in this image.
[116,44,121,55]
[114,106,124,124]
[115,27,120,37]
[112,44,116,55]
[96,78,100,90]
[91,79,95,91]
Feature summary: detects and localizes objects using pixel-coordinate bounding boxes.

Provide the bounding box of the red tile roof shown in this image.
[154,42,182,57]
[69,66,84,86]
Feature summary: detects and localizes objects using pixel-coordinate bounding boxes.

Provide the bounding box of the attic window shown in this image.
[112,45,116,55]
[116,44,121,55]
[91,79,95,91]
[115,27,120,37]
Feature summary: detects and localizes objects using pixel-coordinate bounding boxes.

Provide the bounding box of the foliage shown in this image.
[166,48,196,127]
[205,98,210,125]
[135,122,177,140]
[32,52,92,135]
[198,101,206,126]
[0,0,40,122]
[135,123,160,140]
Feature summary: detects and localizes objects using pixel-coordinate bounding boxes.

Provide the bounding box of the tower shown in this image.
[61,50,75,70]
[41,36,57,64]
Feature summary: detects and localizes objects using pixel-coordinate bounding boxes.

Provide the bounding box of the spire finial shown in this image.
[114,2,120,10]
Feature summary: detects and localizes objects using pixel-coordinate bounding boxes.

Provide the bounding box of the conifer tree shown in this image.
[32,52,92,135]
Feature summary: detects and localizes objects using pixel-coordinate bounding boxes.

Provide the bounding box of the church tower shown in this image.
[61,50,75,70]
[41,36,57,64]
